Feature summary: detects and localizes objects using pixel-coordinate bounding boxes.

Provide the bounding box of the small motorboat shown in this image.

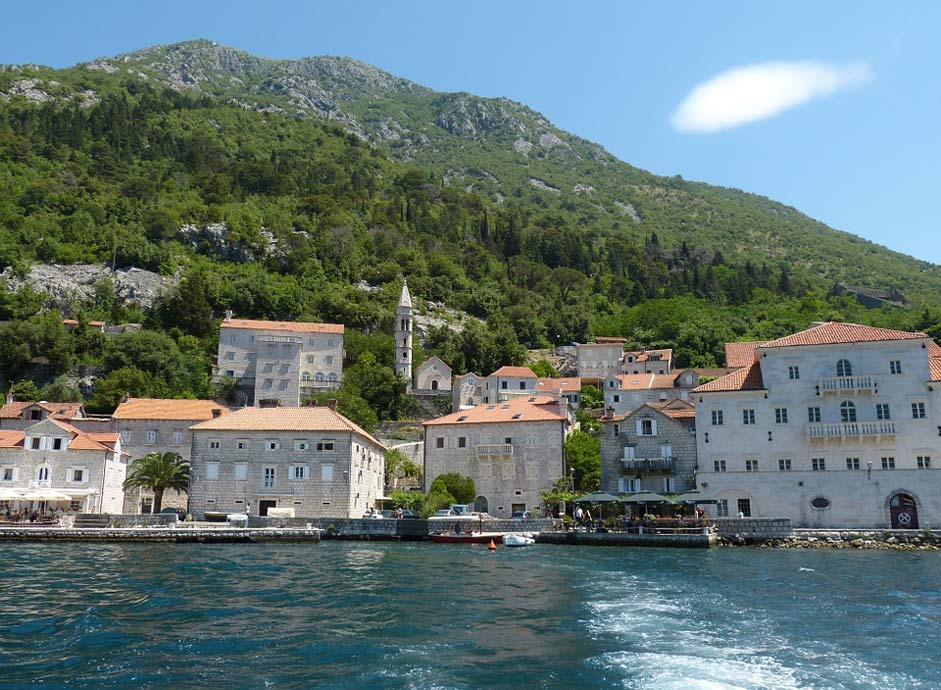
[430,531,504,544]
[503,533,536,547]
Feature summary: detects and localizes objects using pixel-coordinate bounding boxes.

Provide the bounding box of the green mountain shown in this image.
[1,39,940,420]
[61,39,941,299]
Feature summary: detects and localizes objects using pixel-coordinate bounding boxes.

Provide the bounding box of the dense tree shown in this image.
[565,431,601,492]
[124,451,190,513]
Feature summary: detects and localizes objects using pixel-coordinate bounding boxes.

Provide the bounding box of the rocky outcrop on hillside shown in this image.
[1,264,176,309]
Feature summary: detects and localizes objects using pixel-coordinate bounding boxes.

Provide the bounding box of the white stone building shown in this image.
[216,316,345,407]
[694,322,941,529]
[576,338,626,382]
[536,377,581,410]
[414,356,452,392]
[189,404,385,519]
[603,369,700,417]
[111,397,230,513]
[423,396,571,517]
[622,348,673,375]
[484,366,538,403]
[452,373,485,411]
[0,419,127,514]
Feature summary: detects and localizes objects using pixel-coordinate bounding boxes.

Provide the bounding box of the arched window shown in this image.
[840,400,857,423]
[836,359,853,377]
[315,372,325,382]
[474,495,489,514]
[301,371,312,382]
[328,372,338,382]
[431,380,439,390]
[37,466,50,482]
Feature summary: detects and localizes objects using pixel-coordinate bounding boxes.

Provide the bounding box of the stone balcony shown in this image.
[806,421,896,440]
[257,486,296,495]
[817,376,876,394]
[622,457,674,472]
[476,444,514,460]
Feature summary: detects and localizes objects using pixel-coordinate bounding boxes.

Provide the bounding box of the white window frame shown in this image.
[266,440,280,451]
[291,464,309,481]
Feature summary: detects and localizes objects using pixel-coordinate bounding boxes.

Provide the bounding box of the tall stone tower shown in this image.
[395,278,413,389]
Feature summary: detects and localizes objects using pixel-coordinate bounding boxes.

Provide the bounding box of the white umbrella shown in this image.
[0,487,23,500]
[20,490,71,502]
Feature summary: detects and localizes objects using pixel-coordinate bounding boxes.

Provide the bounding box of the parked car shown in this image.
[399,509,419,519]
[511,511,533,519]
[160,507,186,517]
[433,509,456,517]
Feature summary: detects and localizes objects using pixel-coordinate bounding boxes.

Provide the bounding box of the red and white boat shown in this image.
[429,531,504,544]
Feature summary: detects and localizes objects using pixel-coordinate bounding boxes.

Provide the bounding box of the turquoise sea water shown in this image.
[0,542,939,689]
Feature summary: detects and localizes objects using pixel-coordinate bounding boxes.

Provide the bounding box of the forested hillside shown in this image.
[1,41,940,425]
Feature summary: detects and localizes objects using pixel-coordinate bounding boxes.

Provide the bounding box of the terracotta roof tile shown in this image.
[594,337,627,343]
[761,322,927,349]
[692,362,765,393]
[424,396,567,426]
[220,319,344,334]
[612,372,682,390]
[931,358,941,383]
[724,341,764,368]
[536,377,581,393]
[113,398,230,421]
[648,399,697,419]
[624,348,673,364]
[0,431,24,448]
[489,366,537,378]
[0,402,84,420]
[191,407,381,448]
[929,341,941,359]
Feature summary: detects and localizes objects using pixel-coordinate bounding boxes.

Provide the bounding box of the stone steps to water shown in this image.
[72,514,111,528]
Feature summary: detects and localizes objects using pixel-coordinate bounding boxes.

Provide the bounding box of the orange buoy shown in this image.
[488,539,497,551]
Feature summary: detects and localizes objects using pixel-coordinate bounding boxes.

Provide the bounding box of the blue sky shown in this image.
[3,1,939,262]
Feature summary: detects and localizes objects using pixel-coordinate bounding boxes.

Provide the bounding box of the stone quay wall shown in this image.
[713,518,793,539]
[248,516,558,538]
[0,527,321,542]
[537,531,716,548]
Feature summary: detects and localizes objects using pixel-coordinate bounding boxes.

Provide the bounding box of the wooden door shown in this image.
[889,494,918,529]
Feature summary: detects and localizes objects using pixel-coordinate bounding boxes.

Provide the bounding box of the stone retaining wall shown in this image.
[102,514,179,527]
[537,531,716,548]
[0,527,321,542]
[713,518,792,539]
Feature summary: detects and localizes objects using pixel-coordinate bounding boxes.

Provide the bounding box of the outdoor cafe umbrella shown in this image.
[20,490,71,502]
[573,491,619,521]
[617,491,672,504]
[0,487,23,500]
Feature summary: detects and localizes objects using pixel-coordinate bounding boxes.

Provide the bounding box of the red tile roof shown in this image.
[594,337,627,344]
[612,372,683,390]
[724,341,764,368]
[536,377,581,393]
[0,402,84,420]
[113,398,229,421]
[648,399,696,420]
[191,406,381,447]
[624,348,673,364]
[0,431,24,448]
[424,396,567,426]
[489,366,537,378]
[220,319,344,334]
[762,322,927,349]
[931,358,941,383]
[692,362,765,393]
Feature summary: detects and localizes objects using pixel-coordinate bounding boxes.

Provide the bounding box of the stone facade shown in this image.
[452,373,485,411]
[0,419,127,514]
[695,322,941,529]
[622,348,673,375]
[216,317,344,406]
[414,356,452,392]
[603,369,699,416]
[0,399,86,430]
[423,397,570,518]
[110,398,230,514]
[189,406,385,520]
[600,401,697,495]
[576,341,624,381]
[484,366,538,403]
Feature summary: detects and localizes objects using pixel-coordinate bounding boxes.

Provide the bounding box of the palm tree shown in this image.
[124,452,190,513]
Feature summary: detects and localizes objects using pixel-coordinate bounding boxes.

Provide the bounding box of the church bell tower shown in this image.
[395,279,413,389]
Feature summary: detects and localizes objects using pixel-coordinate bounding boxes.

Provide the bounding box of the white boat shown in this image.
[503,533,536,547]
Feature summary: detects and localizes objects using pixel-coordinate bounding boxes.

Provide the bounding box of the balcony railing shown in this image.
[622,457,674,472]
[817,376,875,394]
[476,444,514,459]
[258,335,303,344]
[29,480,52,488]
[257,486,295,495]
[301,380,340,389]
[806,421,896,439]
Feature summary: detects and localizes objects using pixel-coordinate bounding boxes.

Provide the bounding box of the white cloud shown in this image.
[671,61,872,134]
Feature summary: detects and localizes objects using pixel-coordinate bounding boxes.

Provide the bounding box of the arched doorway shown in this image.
[474,495,489,514]
[889,493,918,529]
[431,379,439,390]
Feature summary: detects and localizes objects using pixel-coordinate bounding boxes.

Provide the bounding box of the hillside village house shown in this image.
[414,356,452,392]
[423,396,571,518]
[695,322,941,529]
[600,399,697,496]
[603,369,701,416]
[536,377,581,410]
[188,404,385,519]
[622,348,673,375]
[111,397,230,514]
[216,315,345,407]
[576,338,626,383]
[0,419,127,514]
[452,373,485,411]
[0,398,86,430]
[484,366,538,403]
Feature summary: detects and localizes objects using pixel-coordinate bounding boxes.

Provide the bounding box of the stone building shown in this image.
[600,399,696,496]
[622,348,673,375]
[0,398,86,430]
[189,404,385,519]
[111,397,230,514]
[452,373,485,411]
[395,280,413,389]
[536,377,581,410]
[576,338,626,383]
[694,322,941,529]
[484,366,538,403]
[423,396,571,518]
[216,316,345,407]
[414,356,452,392]
[0,419,127,514]
[603,369,700,417]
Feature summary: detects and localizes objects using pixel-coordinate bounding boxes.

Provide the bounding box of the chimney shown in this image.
[325,399,338,412]
[211,408,223,418]
[122,391,130,404]
[4,392,12,405]
[224,310,233,322]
